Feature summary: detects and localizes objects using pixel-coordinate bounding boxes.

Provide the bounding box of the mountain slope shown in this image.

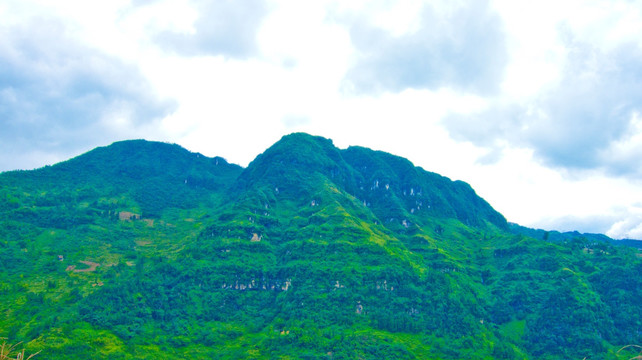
[0,140,242,221]
[1,134,641,359]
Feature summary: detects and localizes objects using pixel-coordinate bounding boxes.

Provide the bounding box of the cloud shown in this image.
[154,0,270,58]
[339,0,508,95]
[0,18,175,171]
[598,112,642,176]
[445,35,642,176]
[607,215,642,240]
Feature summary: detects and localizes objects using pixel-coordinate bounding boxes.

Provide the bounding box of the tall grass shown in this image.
[0,339,40,360]
[617,345,642,360]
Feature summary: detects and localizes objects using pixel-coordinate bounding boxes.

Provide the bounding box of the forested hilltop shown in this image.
[1,133,641,359]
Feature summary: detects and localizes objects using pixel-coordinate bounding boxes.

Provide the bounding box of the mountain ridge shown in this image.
[0,133,627,240]
[1,133,632,244]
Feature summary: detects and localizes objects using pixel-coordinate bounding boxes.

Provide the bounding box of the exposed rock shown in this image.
[118,211,140,221]
[282,279,292,291]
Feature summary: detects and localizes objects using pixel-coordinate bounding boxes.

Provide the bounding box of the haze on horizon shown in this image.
[1,0,642,239]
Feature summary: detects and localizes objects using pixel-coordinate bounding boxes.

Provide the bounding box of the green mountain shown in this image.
[1,133,641,359]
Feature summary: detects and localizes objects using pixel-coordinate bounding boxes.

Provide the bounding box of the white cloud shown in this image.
[492,0,567,99]
[608,213,642,240]
[598,112,642,176]
[339,0,508,95]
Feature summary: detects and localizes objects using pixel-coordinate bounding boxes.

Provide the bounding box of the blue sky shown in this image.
[2,0,642,239]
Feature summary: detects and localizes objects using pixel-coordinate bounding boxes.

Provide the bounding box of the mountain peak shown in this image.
[231,133,506,230]
[235,133,356,194]
[3,140,239,187]
[251,133,342,169]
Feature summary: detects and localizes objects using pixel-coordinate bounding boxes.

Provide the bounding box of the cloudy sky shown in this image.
[2,0,642,239]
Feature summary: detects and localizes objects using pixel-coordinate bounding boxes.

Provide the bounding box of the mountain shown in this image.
[509,223,642,249]
[1,133,641,360]
[0,140,242,218]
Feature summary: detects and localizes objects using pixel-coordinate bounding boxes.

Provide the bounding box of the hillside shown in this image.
[1,133,641,359]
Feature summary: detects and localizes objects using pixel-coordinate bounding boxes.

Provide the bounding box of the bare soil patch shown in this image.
[66,260,100,273]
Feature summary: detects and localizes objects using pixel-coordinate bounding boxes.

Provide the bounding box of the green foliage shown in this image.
[1,134,642,359]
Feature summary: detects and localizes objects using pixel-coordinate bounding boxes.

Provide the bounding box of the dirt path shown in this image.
[66,260,100,273]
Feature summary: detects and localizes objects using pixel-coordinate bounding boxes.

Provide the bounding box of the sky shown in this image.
[2,0,642,239]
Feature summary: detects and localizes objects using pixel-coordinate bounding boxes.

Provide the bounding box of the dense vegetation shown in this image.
[1,133,641,359]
